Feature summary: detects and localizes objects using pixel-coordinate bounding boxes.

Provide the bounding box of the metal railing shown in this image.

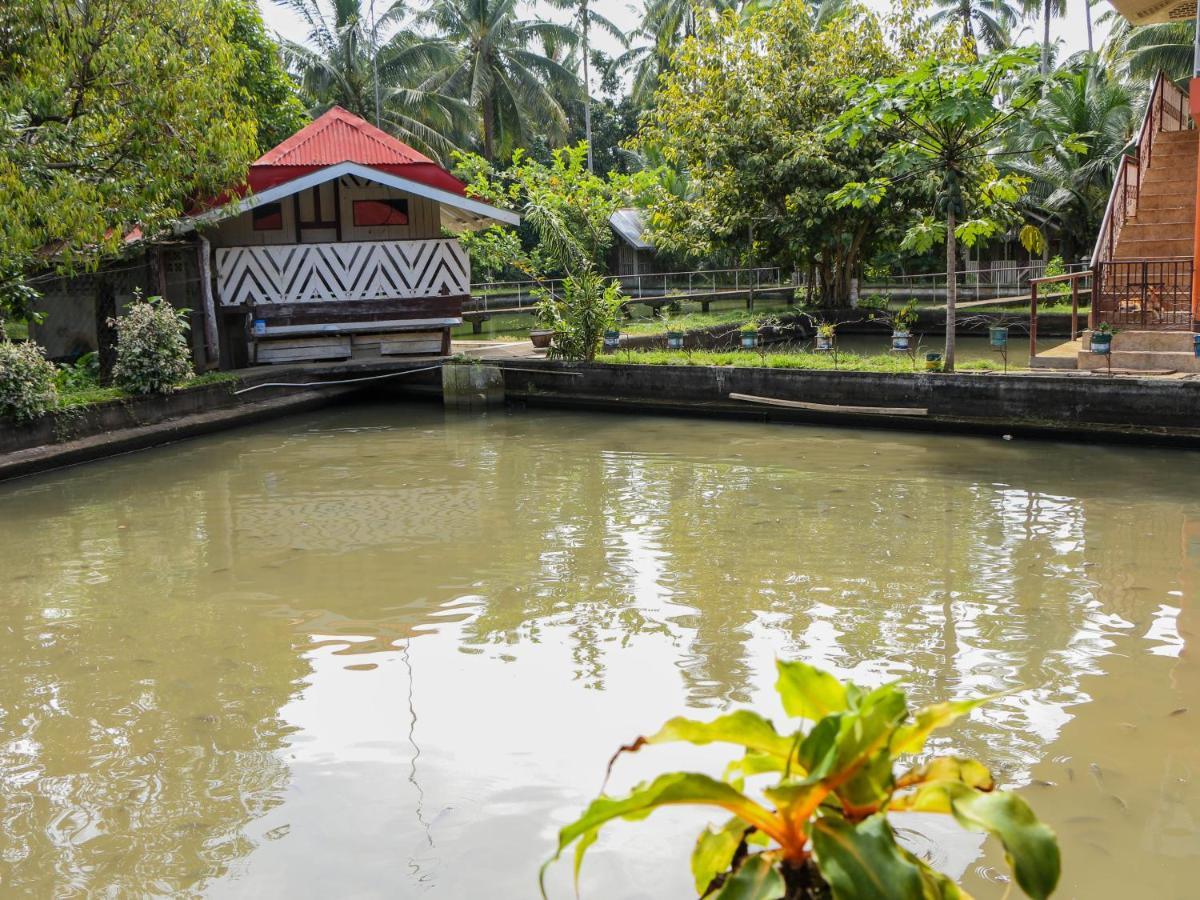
[1092,72,1192,269]
[1094,258,1194,331]
[466,266,788,313]
[863,262,1089,302]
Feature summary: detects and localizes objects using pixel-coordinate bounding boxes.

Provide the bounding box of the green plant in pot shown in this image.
[542,659,1060,900]
[1090,322,1115,354]
[892,300,919,351]
[815,322,836,352]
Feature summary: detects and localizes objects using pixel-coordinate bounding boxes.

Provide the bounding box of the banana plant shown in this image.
[541,660,1060,900]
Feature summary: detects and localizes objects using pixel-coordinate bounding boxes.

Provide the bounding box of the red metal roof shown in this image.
[246,106,467,197]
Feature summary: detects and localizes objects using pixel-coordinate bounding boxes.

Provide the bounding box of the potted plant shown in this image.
[529,328,555,349]
[666,330,685,351]
[602,330,621,353]
[740,327,759,350]
[1090,322,1115,353]
[815,322,836,352]
[892,299,918,351]
[989,323,1009,348]
[925,351,943,371]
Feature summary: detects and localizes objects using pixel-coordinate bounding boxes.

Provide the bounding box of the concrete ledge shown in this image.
[447,361,1200,447]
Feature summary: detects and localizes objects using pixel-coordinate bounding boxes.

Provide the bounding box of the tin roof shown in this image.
[255,106,435,168]
[247,106,467,197]
[609,208,655,251]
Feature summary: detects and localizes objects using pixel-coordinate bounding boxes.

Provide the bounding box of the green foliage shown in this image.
[0,0,261,311]
[273,0,469,161]
[536,272,624,361]
[0,340,58,422]
[228,0,309,152]
[893,300,921,332]
[54,351,99,394]
[634,0,937,306]
[543,660,1059,899]
[111,295,194,396]
[828,47,1046,370]
[456,226,526,283]
[614,349,1005,373]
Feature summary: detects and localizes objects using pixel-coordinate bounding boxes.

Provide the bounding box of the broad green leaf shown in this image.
[649,711,795,759]
[724,749,789,787]
[541,772,785,897]
[775,660,849,720]
[692,817,747,895]
[901,757,994,792]
[712,853,786,900]
[812,814,927,900]
[948,790,1060,900]
[893,698,988,755]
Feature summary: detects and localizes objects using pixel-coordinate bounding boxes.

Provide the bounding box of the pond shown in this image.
[0,405,1196,898]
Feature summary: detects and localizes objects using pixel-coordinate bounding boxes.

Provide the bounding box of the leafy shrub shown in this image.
[0,340,59,421]
[55,351,99,393]
[537,272,624,361]
[544,660,1060,900]
[111,295,193,395]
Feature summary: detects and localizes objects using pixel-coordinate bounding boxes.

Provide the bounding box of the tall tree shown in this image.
[1022,0,1067,75]
[228,0,309,151]
[830,48,1045,371]
[545,1,627,171]
[929,0,1020,54]
[1007,56,1134,260]
[272,0,469,159]
[1102,16,1196,84]
[0,0,263,330]
[414,0,580,161]
[636,0,926,304]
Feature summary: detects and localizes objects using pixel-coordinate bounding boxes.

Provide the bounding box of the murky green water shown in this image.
[1,405,1196,898]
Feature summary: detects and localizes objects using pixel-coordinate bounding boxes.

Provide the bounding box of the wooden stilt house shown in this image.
[187,107,518,365]
[31,108,517,368]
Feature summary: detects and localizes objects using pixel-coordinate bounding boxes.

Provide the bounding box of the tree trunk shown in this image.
[96,277,118,383]
[945,207,957,372]
[482,92,496,161]
[581,2,593,173]
[1085,0,1093,54]
[1041,0,1051,76]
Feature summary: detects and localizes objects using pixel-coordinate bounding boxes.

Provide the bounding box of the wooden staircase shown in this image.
[1112,129,1197,261]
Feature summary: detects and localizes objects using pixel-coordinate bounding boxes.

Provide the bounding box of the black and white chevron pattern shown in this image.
[215,239,471,306]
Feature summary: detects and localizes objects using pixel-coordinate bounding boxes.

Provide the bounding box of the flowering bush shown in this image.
[0,341,58,421]
[111,295,193,395]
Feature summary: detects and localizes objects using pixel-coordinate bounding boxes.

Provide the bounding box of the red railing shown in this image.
[1092,72,1192,268]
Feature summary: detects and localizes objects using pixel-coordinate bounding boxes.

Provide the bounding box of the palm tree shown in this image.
[929,0,1019,53]
[545,1,628,172]
[1103,16,1196,84]
[1021,0,1067,75]
[271,0,469,159]
[1007,56,1135,260]
[413,0,581,161]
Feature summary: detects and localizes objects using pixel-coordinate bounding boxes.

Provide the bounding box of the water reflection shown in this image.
[0,405,1197,897]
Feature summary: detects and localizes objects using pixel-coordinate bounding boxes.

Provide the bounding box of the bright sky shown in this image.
[257,1,1111,78]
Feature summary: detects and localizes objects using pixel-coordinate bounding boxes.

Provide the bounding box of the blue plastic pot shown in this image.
[603,330,621,352]
[666,332,685,351]
[1091,333,1112,354]
[989,326,1009,348]
[740,329,759,350]
[892,331,911,351]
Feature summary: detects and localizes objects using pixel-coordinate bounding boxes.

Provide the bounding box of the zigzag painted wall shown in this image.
[215,239,470,307]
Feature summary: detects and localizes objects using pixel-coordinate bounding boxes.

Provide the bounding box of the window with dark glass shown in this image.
[252,202,283,231]
[353,198,409,227]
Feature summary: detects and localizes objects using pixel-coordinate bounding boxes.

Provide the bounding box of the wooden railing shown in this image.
[1092,72,1191,268]
[1030,270,1091,359]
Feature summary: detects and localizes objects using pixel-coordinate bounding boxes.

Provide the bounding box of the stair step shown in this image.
[1131,206,1195,224]
[1114,238,1194,256]
[1078,349,1200,372]
[1141,180,1198,197]
[1120,223,1193,239]
[1090,330,1200,352]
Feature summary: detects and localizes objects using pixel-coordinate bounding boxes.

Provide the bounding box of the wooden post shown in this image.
[197,235,220,368]
[1070,275,1079,342]
[1030,280,1038,360]
[155,247,168,297]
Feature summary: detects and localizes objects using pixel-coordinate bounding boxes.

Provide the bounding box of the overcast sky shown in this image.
[257,1,1111,83]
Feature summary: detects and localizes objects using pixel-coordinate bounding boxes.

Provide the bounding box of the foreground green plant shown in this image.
[542,660,1059,899]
